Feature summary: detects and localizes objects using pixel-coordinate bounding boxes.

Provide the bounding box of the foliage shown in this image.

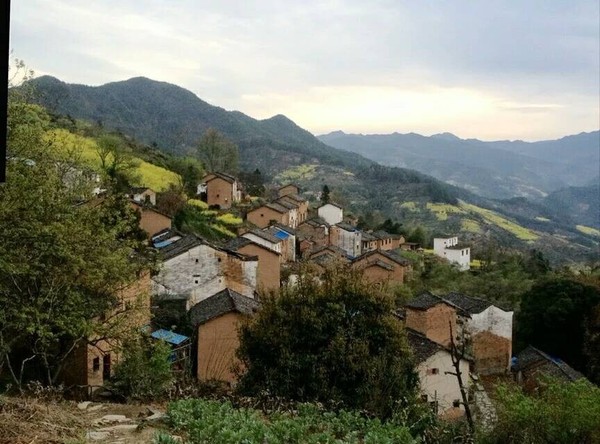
[236,264,418,418]
[156,186,188,218]
[196,128,239,174]
[238,169,266,198]
[108,335,174,401]
[479,378,600,444]
[174,204,238,242]
[96,133,140,189]
[167,156,205,198]
[164,399,417,444]
[516,278,600,373]
[1,99,151,387]
[321,184,331,204]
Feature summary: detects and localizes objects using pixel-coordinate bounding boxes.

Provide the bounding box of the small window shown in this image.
[93,357,100,372]
[217,258,221,262]
[216,194,220,198]
[194,280,199,284]
[428,368,439,375]
[453,399,461,408]
[260,213,264,217]
[421,394,428,402]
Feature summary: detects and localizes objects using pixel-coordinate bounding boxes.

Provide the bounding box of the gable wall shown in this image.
[238,243,281,294]
[247,207,286,228]
[206,177,235,209]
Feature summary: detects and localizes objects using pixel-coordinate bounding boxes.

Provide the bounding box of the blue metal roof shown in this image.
[153,239,176,249]
[273,229,290,240]
[151,329,189,346]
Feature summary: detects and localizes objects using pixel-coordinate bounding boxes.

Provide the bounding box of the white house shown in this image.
[152,235,258,310]
[433,237,470,271]
[330,223,362,258]
[129,187,156,206]
[317,203,343,226]
[407,329,471,419]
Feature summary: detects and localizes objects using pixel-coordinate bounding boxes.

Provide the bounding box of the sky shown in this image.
[9,0,600,141]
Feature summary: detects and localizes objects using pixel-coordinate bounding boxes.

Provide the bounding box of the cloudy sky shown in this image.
[10,0,600,140]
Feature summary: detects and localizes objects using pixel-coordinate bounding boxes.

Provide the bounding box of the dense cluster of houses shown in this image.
[64,173,587,414]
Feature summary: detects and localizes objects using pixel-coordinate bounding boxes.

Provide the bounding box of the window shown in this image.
[421,394,428,402]
[195,258,199,263]
[92,357,100,372]
[427,368,439,375]
[453,399,461,408]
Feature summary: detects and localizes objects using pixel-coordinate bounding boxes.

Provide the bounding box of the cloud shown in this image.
[9,0,600,140]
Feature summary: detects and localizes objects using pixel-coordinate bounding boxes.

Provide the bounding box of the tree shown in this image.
[321,184,330,204]
[168,156,204,198]
[96,134,140,190]
[238,168,266,197]
[196,128,239,174]
[516,278,600,373]
[236,263,418,417]
[1,96,152,388]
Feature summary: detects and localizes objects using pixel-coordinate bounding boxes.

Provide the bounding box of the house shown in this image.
[443,292,513,375]
[330,222,362,258]
[189,288,259,384]
[404,292,462,348]
[361,232,379,253]
[152,235,258,310]
[405,291,513,375]
[129,200,172,238]
[278,193,309,224]
[297,218,330,257]
[128,186,157,206]
[246,202,290,228]
[352,249,411,285]
[225,237,281,294]
[408,329,471,419]
[61,272,152,391]
[242,228,283,256]
[201,172,242,209]
[278,184,300,197]
[512,346,585,392]
[317,203,343,226]
[273,198,299,228]
[433,237,470,271]
[266,224,296,262]
[372,230,404,251]
[400,242,421,251]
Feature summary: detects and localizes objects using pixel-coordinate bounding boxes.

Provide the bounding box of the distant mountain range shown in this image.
[318,130,599,200]
[22,75,599,263]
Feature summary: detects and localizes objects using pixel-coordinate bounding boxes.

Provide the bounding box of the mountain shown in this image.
[318,130,600,200]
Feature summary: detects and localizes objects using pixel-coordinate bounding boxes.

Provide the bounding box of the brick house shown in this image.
[404,292,462,348]
[61,272,152,390]
[128,186,156,206]
[201,172,242,209]
[278,193,309,224]
[242,228,283,255]
[297,218,330,257]
[190,288,259,384]
[129,200,172,238]
[512,345,585,392]
[273,198,299,228]
[407,328,471,419]
[278,184,300,197]
[246,202,290,228]
[351,249,411,285]
[152,235,258,310]
[225,237,281,294]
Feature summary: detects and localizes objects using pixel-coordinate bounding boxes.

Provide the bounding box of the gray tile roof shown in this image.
[443,292,494,314]
[407,328,446,364]
[244,228,282,245]
[274,198,298,210]
[227,236,281,255]
[265,202,289,214]
[159,235,204,261]
[205,172,238,184]
[279,193,306,204]
[189,288,260,326]
[405,291,447,310]
[335,222,358,232]
[354,249,410,266]
[513,346,585,382]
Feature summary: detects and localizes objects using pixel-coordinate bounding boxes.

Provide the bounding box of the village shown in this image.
[60,171,588,422]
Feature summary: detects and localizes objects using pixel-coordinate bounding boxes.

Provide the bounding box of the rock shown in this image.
[97,424,139,432]
[92,414,131,426]
[88,404,105,412]
[77,401,92,410]
[86,430,111,440]
[146,411,166,422]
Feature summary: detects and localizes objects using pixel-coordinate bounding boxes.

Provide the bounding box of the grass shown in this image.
[576,225,600,237]
[275,164,318,182]
[400,201,418,211]
[46,129,180,191]
[460,202,539,241]
[426,203,465,221]
[461,219,481,233]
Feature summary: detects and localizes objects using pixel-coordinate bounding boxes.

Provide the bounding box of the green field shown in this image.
[275,164,318,182]
[46,129,180,191]
[460,202,539,241]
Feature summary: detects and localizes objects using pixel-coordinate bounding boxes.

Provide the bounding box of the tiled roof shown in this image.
[274,198,298,210]
[159,235,203,261]
[301,217,329,228]
[189,288,260,326]
[335,222,358,232]
[265,202,289,214]
[205,171,238,184]
[364,260,394,271]
[354,249,410,266]
[405,291,447,310]
[361,232,377,242]
[279,193,306,204]
[279,184,300,191]
[513,346,585,382]
[226,236,281,255]
[443,292,494,314]
[407,328,446,364]
[244,228,282,245]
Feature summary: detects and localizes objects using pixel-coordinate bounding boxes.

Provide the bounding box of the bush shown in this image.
[236,264,418,418]
[108,335,174,401]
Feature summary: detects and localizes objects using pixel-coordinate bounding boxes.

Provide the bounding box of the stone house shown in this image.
[512,346,585,392]
[129,200,172,238]
[201,172,242,209]
[407,329,471,419]
[330,222,362,258]
[351,249,411,285]
[152,235,258,310]
[190,288,259,384]
[433,237,470,271]
[128,186,156,206]
[225,237,281,294]
[246,202,290,228]
[61,272,152,390]
[317,203,343,226]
